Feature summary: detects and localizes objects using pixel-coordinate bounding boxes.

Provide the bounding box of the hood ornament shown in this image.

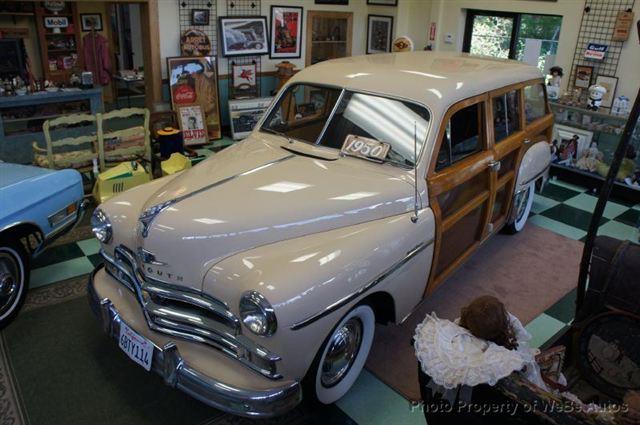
[138,200,175,238]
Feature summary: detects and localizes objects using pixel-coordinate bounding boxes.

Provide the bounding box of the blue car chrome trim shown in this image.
[290,238,433,330]
[139,155,295,238]
[87,265,301,418]
[100,246,281,379]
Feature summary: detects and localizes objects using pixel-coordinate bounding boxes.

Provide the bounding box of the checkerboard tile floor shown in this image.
[20,177,640,425]
[530,178,640,243]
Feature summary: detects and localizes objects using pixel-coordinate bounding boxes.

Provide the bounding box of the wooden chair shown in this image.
[97,107,151,170]
[33,113,99,171]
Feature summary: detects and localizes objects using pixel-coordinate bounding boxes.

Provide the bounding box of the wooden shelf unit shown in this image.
[34,2,82,83]
[306,11,353,67]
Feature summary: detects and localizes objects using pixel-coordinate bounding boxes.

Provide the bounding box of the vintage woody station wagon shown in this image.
[88,51,553,417]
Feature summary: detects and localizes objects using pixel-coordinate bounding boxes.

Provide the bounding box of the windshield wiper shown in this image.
[260,126,297,143]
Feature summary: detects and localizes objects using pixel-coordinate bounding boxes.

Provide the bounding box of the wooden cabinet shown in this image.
[305,11,353,67]
[34,2,82,83]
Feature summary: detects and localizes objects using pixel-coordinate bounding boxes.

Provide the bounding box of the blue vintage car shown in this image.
[0,163,86,328]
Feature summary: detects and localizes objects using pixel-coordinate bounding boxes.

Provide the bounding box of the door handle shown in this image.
[524,138,532,144]
[488,160,501,172]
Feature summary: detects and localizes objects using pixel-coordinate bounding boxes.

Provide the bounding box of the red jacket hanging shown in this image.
[81,32,112,85]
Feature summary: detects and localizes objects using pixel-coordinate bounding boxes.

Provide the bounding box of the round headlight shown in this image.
[91,208,112,243]
[239,291,277,336]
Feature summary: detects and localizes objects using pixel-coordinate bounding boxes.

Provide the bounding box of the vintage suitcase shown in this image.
[577,235,640,321]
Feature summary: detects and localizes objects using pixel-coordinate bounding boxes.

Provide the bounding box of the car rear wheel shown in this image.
[0,239,29,329]
[304,304,375,405]
[505,182,535,234]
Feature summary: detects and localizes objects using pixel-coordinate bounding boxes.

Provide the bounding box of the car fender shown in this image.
[516,140,550,192]
[202,209,435,380]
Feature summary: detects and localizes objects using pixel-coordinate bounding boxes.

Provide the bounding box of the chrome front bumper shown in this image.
[88,265,302,418]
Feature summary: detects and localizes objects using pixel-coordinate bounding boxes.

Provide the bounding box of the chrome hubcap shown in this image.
[0,253,21,316]
[321,318,362,387]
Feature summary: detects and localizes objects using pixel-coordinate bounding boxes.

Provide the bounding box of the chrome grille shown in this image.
[102,245,281,379]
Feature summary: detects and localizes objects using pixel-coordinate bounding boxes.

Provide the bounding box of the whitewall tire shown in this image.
[0,240,29,329]
[308,304,375,405]
[505,182,535,234]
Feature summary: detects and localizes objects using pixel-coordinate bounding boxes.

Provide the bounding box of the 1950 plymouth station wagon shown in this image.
[88,51,553,417]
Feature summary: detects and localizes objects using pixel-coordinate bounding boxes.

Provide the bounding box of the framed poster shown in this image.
[229,97,273,140]
[80,14,102,31]
[595,75,618,108]
[367,15,393,54]
[167,56,222,140]
[219,16,269,57]
[178,105,208,146]
[574,65,593,89]
[315,0,348,4]
[232,62,258,98]
[270,6,303,59]
[367,0,398,5]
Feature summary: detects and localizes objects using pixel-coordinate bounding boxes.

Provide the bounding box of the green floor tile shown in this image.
[563,193,629,219]
[614,209,640,227]
[77,238,101,256]
[540,204,608,231]
[539,183,581,202]
[529,215,587,240]
[532,194,559,214]
[544,288,577,324]
[32,242,84,269]
[584,191,638,208]
[548,179,587,193]
[525,313,567,349]
[87,253,104,268]
[597,220,639,242]
[337,370,426,425]
[30,257,95,288]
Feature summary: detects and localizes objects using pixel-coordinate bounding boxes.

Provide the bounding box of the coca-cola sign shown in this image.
[174,85,196,104]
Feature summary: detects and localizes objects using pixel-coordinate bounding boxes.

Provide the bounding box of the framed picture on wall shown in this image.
[595,75,618,108]
[367,0,398,5]
[270,6,303,59]
[191,9,210,26]
[80,13,102,31]
[167,56,222,140]
[232,62,258,98]
[219,16,269,57]
[367,15,393,54]
[574,65,593,89]
[315,0,348,4]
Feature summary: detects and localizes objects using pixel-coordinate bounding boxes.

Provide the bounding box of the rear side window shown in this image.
[524,84,546,124]
[436,102,484,172]
[492,90,520,142]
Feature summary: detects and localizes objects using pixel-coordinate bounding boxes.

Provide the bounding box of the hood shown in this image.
[137,134,416,292]
[0,163,55,189]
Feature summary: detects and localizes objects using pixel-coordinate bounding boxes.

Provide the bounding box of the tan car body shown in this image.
[89,51,552,417]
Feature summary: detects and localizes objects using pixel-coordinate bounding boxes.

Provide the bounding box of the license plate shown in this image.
[119,322,154,371]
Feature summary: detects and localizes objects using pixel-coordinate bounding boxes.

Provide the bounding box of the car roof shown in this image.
[289,51,543,114]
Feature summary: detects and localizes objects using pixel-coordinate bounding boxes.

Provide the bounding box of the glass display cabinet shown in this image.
[305,11,353,67]
[549,101,639,202]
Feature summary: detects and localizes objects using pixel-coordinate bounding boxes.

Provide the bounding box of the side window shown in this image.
[524,84,546,124]
[436,102,484,172]
[492,90,520,142]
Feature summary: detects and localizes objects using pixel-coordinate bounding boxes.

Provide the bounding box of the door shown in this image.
[486,84,526,228]
[425,94,495,293]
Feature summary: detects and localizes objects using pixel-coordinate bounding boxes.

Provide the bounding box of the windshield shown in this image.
[261,83,430,167]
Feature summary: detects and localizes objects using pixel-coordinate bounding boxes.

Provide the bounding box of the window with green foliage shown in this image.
[463,10,562,72]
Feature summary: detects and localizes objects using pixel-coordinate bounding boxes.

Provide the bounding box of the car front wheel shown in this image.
[305,304,375,405]
[505,182,535,234]
[0,239,29,329]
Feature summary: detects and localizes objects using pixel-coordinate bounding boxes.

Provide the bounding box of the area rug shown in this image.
[0,288,353,425]
[364,223,584,402]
